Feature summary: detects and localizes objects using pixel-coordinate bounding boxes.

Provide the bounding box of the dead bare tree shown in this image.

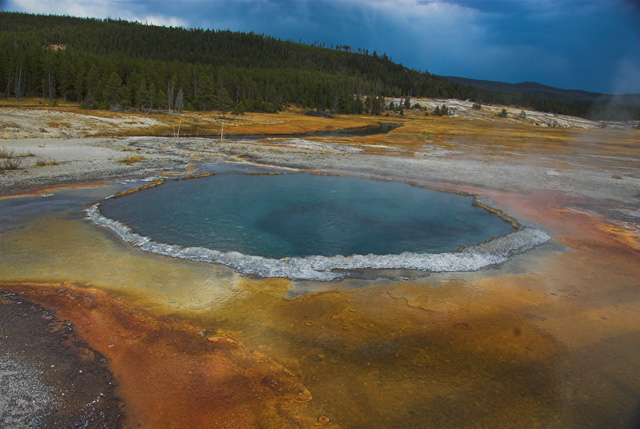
[4,57,13,98]
[175,87,184,113]
[167,80,174,112]
[48,64,55,103]
[14,63,22,102]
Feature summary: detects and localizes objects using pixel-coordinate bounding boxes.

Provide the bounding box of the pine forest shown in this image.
[1,13,637,120]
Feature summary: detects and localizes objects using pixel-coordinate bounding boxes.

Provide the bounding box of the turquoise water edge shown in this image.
[91,173,549,280]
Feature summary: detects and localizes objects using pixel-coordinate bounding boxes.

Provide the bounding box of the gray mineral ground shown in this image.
[0,292,123,428]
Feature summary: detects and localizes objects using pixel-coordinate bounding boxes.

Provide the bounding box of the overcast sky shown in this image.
[3,0,639,94]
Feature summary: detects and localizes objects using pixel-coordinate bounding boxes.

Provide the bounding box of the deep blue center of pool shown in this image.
[99,174,514,259]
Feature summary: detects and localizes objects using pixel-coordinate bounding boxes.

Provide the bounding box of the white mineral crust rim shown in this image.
[86,203,551,281]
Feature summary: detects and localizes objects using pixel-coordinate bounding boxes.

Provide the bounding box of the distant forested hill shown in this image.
[444,76,640,121]
[1,12,637,120]
[0,12,470,114]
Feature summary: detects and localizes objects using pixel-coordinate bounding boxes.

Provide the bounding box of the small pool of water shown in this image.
[86,172,551,281]
[99,173,513,259]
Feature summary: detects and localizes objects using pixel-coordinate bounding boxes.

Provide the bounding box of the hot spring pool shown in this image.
[89,173,549,280]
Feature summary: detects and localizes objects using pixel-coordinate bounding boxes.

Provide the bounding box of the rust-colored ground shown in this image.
[1,108,638,428]
[0,282,316,428]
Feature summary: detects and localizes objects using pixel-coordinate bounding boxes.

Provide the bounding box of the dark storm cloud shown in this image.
[6,0,639,93]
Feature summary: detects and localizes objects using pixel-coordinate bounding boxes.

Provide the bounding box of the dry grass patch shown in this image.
[380,116,640,160]
[118,155,147,165]
[0,158,21,170]
[34,159,60,167]
[225,109,379,135]
[0,146,15,159]
[47,120,72,128]
[0,97,79,107]
[1,146,37,159]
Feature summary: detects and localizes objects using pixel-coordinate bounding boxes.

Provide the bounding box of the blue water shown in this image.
[98,174,514,259]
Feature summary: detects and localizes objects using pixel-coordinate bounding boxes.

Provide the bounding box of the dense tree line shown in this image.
[1,12,474,114]
[1,12,636,120]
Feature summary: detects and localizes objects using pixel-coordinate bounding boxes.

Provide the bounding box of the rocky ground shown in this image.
[0,137,185,192]
[3,129,638,225]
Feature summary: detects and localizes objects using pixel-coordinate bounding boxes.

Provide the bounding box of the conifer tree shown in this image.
[136,79,149,110]
[148,82,156,110]
[157,88,167,110]
[118,84,130,109]
[354,96,364,114]
[105,71,122,109]
[215,86,232,117]
[197,74,215,110]
[231,102,245,117]
[94,80,105,107]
